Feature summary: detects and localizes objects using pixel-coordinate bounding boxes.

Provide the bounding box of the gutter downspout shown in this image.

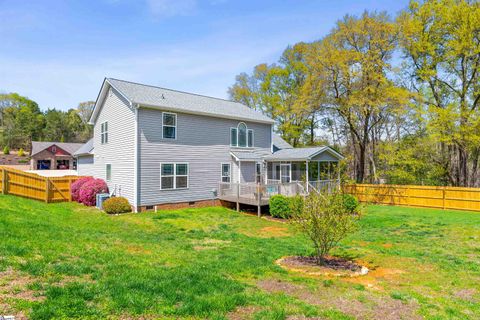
[133,104,140,212]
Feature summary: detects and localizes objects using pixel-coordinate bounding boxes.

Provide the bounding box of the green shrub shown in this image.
[269,194,290,218]
[103,197,131,214]
[3,146,9,155]
[289,195,304,217]
[291,191,362,265]
[342,194,360,213]
[18,148,25,157]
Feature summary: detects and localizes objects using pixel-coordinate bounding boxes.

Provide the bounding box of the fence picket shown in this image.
[347,184,480,212]
[0,166,85,204]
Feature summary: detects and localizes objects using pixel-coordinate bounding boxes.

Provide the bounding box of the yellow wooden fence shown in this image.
[345,184,480,212]
[0,166,85,203]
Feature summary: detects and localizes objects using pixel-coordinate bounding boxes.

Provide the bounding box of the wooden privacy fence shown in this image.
[345,184,480,212]
[0,166,84,203]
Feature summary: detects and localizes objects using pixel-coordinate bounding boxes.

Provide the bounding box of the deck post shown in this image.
[257,183,261,217]
[306,160,309,193]
[236,183,240,212]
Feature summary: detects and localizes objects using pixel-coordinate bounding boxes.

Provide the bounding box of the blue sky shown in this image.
[0,0,409,110]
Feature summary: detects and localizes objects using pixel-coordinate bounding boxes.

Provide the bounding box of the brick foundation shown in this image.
[137,199,227,212]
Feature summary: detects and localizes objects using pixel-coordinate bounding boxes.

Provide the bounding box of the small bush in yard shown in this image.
[18,148,25,157]
[291,190,362,265]
[289,195,304,217]
[3,146,9,155]
[78,178,108,206]
[342,194,360,213]
[269,194,290,218]
[103,197,131,214]
[71,177,94,202]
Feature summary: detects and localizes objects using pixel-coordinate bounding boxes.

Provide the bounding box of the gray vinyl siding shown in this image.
[77,155,94,176]
[92,88,136,204]
[138,108,271,205]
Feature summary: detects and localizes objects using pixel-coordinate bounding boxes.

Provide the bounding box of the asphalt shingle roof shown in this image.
[73,139,94,156]
[272,134,293,150]
[107,78,274,124]
[264,146,343,161]
[31,141,84,157]
[230,149,272,161]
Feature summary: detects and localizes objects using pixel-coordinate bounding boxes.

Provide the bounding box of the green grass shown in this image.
[0,195,479,319]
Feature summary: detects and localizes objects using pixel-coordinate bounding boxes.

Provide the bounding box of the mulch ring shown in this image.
[276,256,369,277]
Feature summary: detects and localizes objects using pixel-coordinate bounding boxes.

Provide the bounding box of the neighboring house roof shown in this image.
[264,146,344,162]
[230,149,272,162]
[272,134,293,150]
[73,139,94,156]
[90,78,274,124]
[31,141,84,157]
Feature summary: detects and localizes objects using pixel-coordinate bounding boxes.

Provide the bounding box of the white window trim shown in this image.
[106,163,112,182]
[221,162,231,183]
[162,112,177,140]
[101,121,108,144]
[231,122,254,148]
[160,162,189,190]
[230,127,237,147]
[247,129,254,148]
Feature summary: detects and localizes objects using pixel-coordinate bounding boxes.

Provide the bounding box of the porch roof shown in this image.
[264,146,344,162]
[230,149,270,162]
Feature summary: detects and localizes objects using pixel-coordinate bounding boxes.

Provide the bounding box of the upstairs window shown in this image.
[161,163,189,190]
[230,122,253,148]
[163,112,177,139]
[101,122,108,144]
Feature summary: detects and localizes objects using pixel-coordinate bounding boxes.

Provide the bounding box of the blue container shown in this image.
[96,193,110,209]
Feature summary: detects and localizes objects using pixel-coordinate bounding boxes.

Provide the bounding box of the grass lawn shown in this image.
[0,195,479,319]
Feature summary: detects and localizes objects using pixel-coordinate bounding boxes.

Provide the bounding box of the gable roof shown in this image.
[264,146,344,162]
[272,134,293,150]
[73,139,94,156]
[31,141,84,157]
[90,78,274,124]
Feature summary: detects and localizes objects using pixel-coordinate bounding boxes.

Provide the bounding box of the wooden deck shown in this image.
[218,182,307,215]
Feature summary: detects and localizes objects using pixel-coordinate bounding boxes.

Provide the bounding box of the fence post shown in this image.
[257,183,261,218]
[1,168,7,195]
[68,177,72,202]
[45,178,50,203]
[442,187,446,210]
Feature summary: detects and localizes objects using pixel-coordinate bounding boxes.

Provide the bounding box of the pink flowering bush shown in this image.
[78,178,109,206]
[71,177,94,202]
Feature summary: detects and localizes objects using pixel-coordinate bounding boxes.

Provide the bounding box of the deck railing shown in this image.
[218,181,306,202]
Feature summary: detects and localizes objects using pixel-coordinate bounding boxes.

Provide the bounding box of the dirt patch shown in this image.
[257,279,420,320]
[0,267,44,302]
[125,244,152,255]
[342,267,405,291]
[277,256,368,277]
[259,226,290,237]
[454,288,477,302]
[55,274,96,287]
[382,243,393,248]
[227,305,260,320]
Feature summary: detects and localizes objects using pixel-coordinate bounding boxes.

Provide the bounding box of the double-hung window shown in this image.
[161,163,188,190]
[101,122,108,144]
[163,113,177,139]
[221,163,231,183]
[230,122,254,148]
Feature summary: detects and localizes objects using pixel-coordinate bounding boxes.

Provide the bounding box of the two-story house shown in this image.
[75,78,343,212]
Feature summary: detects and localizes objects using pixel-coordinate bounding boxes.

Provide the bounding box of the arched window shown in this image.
[238,122,247,147]
[230,122,254,148]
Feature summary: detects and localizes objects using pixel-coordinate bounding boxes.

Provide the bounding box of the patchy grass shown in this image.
[0,195,479,319]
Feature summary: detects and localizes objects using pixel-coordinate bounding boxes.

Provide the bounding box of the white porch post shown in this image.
[264,161,268,184]
[306,160,309,192]
[238,161,242,183]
